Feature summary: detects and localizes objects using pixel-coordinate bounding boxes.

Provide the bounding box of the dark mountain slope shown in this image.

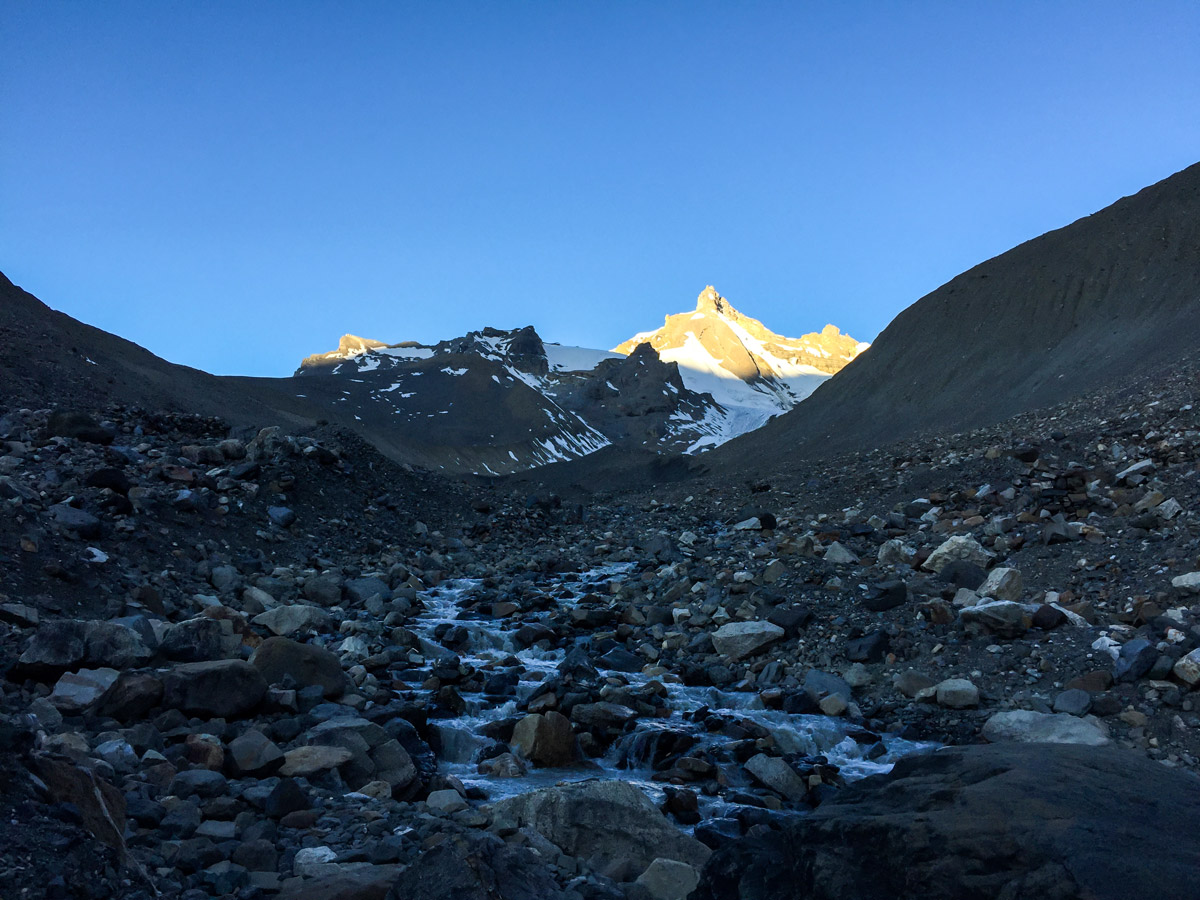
[714,160,1200,471]
[0,271,324,428]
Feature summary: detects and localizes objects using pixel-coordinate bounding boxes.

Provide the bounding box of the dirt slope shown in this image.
[713,160,1200,474]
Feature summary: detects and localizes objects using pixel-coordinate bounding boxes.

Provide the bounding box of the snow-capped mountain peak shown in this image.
[612,286,867,450]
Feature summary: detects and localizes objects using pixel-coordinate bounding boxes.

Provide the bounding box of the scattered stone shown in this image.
[982,710,1110,746]
[711,621,784,661]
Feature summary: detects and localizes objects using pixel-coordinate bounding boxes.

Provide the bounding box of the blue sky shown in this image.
[3,2,1198,376]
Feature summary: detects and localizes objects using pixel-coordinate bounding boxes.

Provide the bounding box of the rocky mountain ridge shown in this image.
[291,291,865,473]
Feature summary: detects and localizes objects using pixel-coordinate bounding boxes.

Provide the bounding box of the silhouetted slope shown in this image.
[0,271,322,427]
[715,161,1200,471]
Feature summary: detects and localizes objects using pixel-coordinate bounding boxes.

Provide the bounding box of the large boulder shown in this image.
[491,780,710,875]
[250,636,349,698]
[510,712,575,766]
[981,710,1110,746]
[252,604,334,638]
[18,620,152,676]
[161,659,267,719]
[711,622,784,661]
[694,743,1199,900]
[387,833,565,900]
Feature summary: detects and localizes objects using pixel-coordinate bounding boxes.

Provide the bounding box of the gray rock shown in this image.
[744,754,807,801]
[491,779,710,873]
[161,659,267,719]
[302,574,344,606]
[823,542,858,565]
[1172,572,1200,595]
[982,710,1110,745]
[228,729,285,775]
[959,600,1029,638]
[427,788,468,814]
[251,605,333,638]
[511,711,575,767]
[893,670,935,698]
[804,669,853,704]
[922,536,994,574]
[711,621,785,661]
[935,678,980,709]
[978,567,1023,602]
[692,743,1200,900]
[345,576,392,605]
[1053,689,1093,716]
[249,636,349,698]
[49,667,120,713]
[267,506,296,528]
[636,858,700,900]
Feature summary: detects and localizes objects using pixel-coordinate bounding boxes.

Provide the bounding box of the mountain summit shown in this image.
[612,286,867,447]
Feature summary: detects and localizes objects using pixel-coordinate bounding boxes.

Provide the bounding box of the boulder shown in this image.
[252,605,334,638]
[280,744,353,777]
[161,659,267,719]
[49,667,120,714]
[510,711,575,766]
[228,729,285,775]
[94,672,164,721]
[386,833,566,900]
[978,567,1023,602]
[250,636,349,698]
[491,780,710,873]
[922,536,994,574]
[959,600,1029,638]
[934,678,980,709]
[982,710,1110,746]
[711,621,785,661]
[18,619,151,675]
[692,743,1200,900]
[744,754,807,801]
[636,858,701,900]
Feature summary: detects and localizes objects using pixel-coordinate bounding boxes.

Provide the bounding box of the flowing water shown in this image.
[400,562,934,815]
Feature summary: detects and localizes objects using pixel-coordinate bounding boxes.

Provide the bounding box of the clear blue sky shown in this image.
[3,2,1198,376]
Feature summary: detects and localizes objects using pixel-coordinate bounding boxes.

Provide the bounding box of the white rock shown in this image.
[1173,648,1200,686]
[293,846,338,878]
[824,542,858,565]
[981,710,1110,746]
[922,536,995,574]
[711,621,784,661]
[1115,459,1155,481]
[1171,573,1200,595]
[978,567,1023,602]
[733,517,761,531]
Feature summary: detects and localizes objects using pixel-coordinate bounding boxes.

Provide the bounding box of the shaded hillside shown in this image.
[714,160,1200,471]
[0,271,324,429]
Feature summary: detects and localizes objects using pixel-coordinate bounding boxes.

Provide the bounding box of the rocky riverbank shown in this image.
[3,357,1200,899]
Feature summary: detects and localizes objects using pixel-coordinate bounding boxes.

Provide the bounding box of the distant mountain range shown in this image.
[293,287,865,473]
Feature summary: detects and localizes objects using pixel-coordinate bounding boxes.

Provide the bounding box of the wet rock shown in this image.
[250,636,350,698]
[692,743,1200,900]
[745,754,807,801]
[387,833,566,900]
[161,659,267,719]
[511,711,575,766]
[711,621,784,661]
[492,779,710,873]
[982,710,1110,746]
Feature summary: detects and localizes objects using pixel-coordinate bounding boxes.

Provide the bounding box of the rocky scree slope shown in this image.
[716,159,1200,471]
[5,352,1200,898]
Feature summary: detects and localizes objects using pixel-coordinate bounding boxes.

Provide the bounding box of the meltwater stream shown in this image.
[400,562,933,815]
